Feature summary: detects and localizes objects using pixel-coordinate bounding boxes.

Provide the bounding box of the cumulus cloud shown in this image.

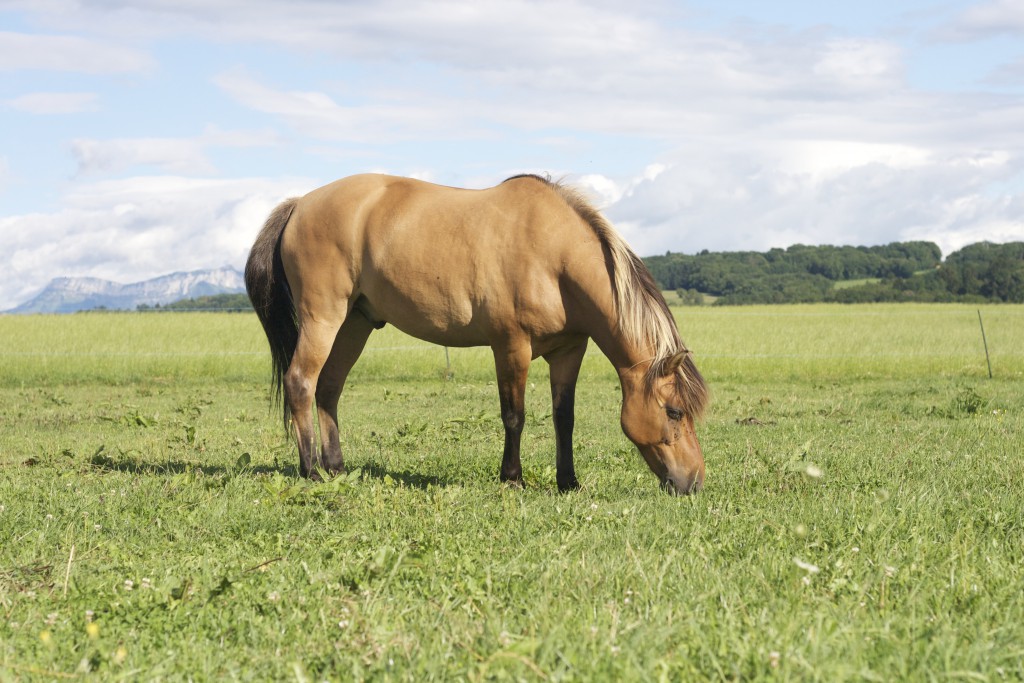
[597,148,1024,258]
[0,176,316,310]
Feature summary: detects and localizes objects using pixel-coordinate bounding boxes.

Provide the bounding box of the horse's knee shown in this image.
[284,368,315,410]
[501,407,524,434]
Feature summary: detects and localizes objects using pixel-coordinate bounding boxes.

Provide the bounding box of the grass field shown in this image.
[1,304,1022,680]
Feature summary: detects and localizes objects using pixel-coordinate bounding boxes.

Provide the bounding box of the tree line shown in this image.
[137,293,253,312]
[643,241,1024,304]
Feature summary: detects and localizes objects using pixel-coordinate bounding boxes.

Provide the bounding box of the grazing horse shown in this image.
[245,174,708,494]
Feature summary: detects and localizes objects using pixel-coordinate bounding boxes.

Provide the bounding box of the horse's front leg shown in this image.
[492,342,532,487]
[545,342,587,492]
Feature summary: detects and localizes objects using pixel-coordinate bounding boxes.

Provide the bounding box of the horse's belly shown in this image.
[356,290,490,347]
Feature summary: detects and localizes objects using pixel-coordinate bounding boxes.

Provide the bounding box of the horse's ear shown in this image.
[664,348,690,374]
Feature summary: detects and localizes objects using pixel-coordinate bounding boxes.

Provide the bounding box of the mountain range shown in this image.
[7,267,246,314]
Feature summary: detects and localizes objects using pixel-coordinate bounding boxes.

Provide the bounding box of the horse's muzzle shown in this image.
[661,471,704,495]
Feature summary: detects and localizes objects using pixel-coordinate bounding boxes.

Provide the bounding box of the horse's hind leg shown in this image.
[285,317,344,480]
[316,312,375,475]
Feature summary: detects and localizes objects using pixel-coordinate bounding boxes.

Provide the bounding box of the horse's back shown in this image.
[283,174,605,349]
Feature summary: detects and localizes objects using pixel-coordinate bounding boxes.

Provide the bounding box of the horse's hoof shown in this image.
[557,478,580,493]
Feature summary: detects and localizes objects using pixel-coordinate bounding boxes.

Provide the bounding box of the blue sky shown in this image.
[1,0,1023,309]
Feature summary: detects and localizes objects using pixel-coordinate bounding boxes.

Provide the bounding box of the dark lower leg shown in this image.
[494,344,530,487]
[551,385,579,491]
[547,342,586,492]
[499,395,525,485]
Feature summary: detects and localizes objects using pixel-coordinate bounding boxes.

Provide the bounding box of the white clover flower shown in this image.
[793,558,820,573]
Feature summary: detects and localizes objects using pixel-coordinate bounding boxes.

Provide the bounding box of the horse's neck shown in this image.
[562,248,655,386]
[581,290,651,386]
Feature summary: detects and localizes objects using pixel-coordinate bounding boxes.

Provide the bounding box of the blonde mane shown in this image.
[506,175,708,417]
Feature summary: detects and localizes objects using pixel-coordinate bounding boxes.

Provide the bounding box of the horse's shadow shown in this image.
[358,462,452,490]
[88,454,451,490]
[89,454,283,477]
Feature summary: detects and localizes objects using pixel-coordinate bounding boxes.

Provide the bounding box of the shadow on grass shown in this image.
[89,453,294,478]
[358,462,453,490]
[89,453,453,489]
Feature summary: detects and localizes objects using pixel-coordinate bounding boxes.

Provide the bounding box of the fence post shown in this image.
[977,309,993,379]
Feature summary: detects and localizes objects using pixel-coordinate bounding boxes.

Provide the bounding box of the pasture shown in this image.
[1,304,1022,680]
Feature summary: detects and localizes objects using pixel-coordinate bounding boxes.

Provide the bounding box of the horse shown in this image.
[245,173,709,494]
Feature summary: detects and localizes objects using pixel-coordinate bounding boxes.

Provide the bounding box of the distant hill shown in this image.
[643,241,1024,304]
[7,267,245,314]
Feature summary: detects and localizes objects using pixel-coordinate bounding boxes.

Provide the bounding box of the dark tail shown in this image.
[245,198,299,431]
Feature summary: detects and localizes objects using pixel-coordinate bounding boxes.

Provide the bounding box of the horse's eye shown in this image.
[666,406,683,421]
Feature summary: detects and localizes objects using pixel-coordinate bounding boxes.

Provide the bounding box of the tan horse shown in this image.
[245,173,708,494]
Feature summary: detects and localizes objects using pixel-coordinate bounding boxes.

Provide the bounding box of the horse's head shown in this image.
[620,349,707,495]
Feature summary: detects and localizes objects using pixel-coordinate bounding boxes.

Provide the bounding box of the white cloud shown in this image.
[763,140,932,179]
[947,0,1024,39]
[601,150,1024,258]
[70,127,282,176]
[71,138,214,176]
[812,39,904,90]
[213,69,491,144]
[6,92,100,114]
[0,31,152,73]
[986,56,1024,85]
[0,176,316,310]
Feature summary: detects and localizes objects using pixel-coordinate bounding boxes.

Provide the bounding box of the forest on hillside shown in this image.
[643,241,1024,304]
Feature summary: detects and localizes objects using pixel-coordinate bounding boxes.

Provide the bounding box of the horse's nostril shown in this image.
[662,473,703,496]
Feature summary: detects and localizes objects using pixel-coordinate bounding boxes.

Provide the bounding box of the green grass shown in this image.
[1,305,1023,680]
